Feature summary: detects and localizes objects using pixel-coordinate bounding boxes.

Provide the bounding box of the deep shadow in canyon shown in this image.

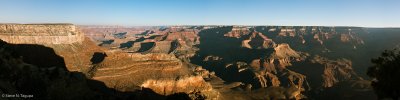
[91,52,108,64]
[190,27,274,88]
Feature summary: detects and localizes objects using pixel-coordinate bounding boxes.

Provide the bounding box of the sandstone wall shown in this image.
[0,24,84,44]
[141,76,213,95]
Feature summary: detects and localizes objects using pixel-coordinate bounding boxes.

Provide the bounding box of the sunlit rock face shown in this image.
[245,43,308,92]
[224,26,251,38]
[244,31,276,49]
[141,76,213,95]
[311,55,361,87]
[0,24,84,44]
[268,43,302,68]
[224,26,277,49]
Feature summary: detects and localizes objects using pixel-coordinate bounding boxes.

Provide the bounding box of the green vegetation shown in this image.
[367,49,400,100]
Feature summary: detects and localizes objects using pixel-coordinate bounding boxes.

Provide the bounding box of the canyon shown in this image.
[1,24,400,100]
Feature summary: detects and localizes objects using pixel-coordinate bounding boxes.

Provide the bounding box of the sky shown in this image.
[0,0,399,27]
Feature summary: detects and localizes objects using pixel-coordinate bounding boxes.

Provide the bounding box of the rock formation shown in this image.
[224,26,250,38]
[203,55,223,62]
[311,55,362,87]
[225,27,276,49]
[141,76,214,95]
[217,43,308,93]
[278,28,296,37]
[0,24,84,44]
[269,43,305,68]
[244,31,276,49]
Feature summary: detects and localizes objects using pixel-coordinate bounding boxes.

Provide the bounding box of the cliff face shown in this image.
[141,76,214,95]
[224,26,251,38]
[224,26,277,49]
[0,24,96,72]
[311,55,361,87]
[0,24,84,44]
[246,44,308,92]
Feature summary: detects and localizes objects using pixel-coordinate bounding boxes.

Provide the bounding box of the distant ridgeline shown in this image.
[0,23,84,44]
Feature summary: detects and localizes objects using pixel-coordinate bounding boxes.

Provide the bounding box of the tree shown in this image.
[367,49,400,100]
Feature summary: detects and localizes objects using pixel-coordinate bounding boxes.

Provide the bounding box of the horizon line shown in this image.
[1,22,399,28]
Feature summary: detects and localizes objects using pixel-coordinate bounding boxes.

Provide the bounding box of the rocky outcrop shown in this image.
[271,26,365,47]
[243,31,276,49]
[225,62,250,72]
[87,52,220,99]
[194,66,215,79]
[225,27,277,49]
[279,28,296,37]
[282,70,307,90]
[224,26,250,38]
[139,41,173,54]
[249,59,307,89]
[161,29,200,58]
[163,29,199,43]
[132,40,198,59]
[217,43,310,95]
[269,43,305,68]
[311,55,362,87]
[203,55,223,62]
[141,76,214,95]
[270,43,300,59]
[339,30,365,45]
[216,43,309,95]
[0,24,84,44]
[173,40,199,59]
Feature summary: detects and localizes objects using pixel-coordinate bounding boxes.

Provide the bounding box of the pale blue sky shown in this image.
[0,0,399,27]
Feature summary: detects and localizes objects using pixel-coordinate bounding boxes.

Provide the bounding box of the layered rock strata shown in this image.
[0,24,84,44]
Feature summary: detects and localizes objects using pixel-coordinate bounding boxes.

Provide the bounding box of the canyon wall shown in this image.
[0,24,84,44]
